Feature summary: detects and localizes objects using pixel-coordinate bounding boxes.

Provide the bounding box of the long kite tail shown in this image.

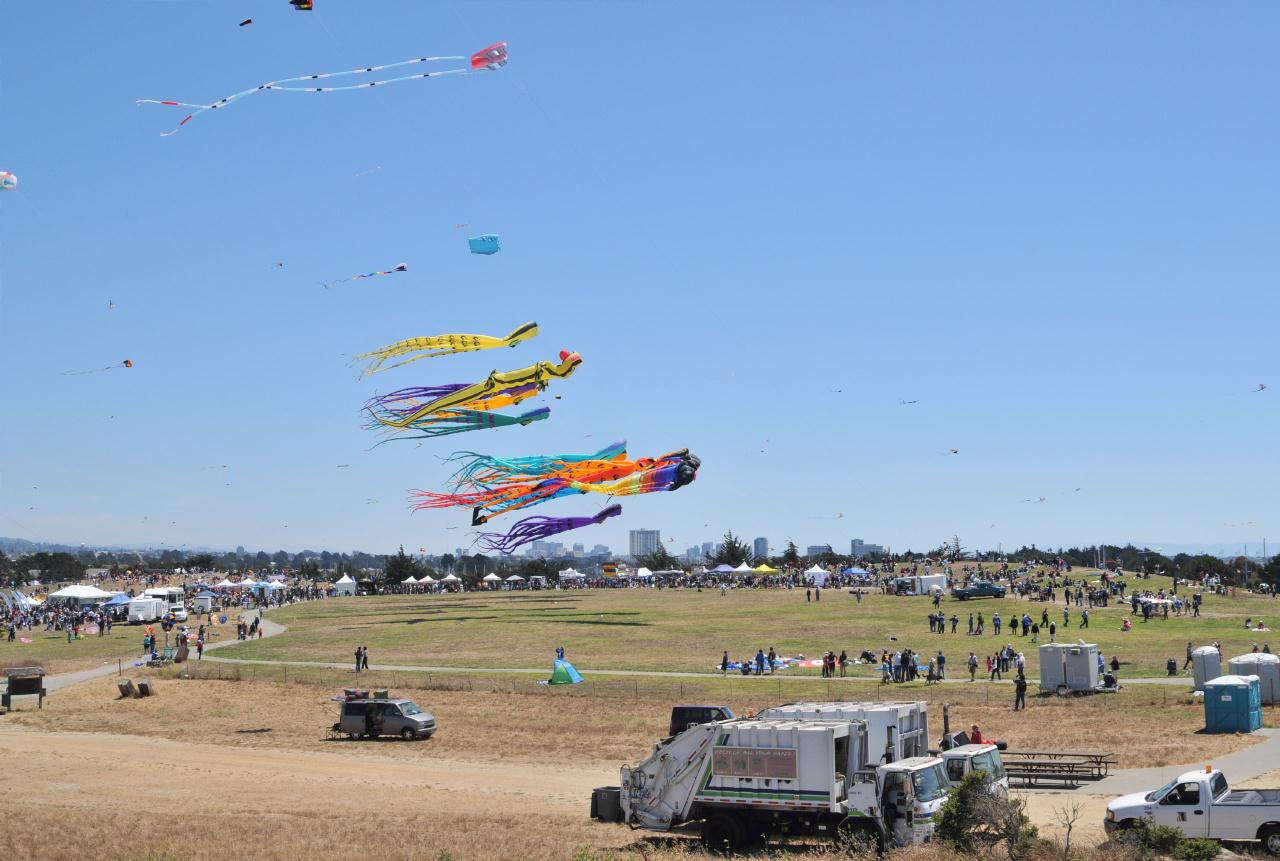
[474,504,622,555]
[370,407,549,443]
[444,440,627,489]
[326,263,407,290]
[138,45,504,136]
[353,322,539,377]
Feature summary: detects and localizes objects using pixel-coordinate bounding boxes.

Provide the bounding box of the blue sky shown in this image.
[1,2,1275,557]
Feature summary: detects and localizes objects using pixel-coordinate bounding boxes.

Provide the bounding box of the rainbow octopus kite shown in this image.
[354,322,538,377]
[411,449,700,525]
[139,42,507,136]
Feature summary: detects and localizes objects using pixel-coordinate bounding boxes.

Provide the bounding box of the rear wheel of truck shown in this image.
[836,818,883,855]
[700,813,746,854]
[1260,826,1280,855]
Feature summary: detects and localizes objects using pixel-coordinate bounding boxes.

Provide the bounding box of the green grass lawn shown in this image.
[0,622,160,675]
[217,571,1280,678]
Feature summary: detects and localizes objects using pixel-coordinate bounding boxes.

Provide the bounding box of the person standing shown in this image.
[993,612,1002,636]
[967,652,978,681]
[838,650,848,678]
[721,651,730,675]
[815,587,821,602]
[950,614,959,633]
[361,646,370,670]
[967,613,974,634]
[1031,623,1039,644]
[990,655,1002,681]
[936,651,946,679]
[1049,621,1056,643]
[354,646,362,673]
[196,637,204,660]
[1081,608,1089,628]
[1014,673,1027,710]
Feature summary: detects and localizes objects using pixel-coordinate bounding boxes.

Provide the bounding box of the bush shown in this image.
[1172,838,1220,861]
[1143,824,1185,855]
[937,771,1042,861]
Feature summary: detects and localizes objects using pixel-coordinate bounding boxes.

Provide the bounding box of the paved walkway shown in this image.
[4,614,288,697]
[1082,729,1280,795]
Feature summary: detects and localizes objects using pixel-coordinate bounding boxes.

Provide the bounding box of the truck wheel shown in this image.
[700,814,746,854]
[836,818,883,855]
[400,727,415,741]
[347,733,359,740]
[1260,826,1280,855]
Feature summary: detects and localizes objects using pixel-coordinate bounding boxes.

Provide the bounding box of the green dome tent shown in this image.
[548,659,584,685]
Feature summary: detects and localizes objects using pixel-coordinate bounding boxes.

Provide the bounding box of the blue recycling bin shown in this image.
[1204,674,1263,733]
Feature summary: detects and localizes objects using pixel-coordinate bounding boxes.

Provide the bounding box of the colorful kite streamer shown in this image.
[475,504,622,555]
[325,263,407,289]
[353,322,538,377]
[370,406,550,444]
[445,441,627,489]
[138,43,508,136]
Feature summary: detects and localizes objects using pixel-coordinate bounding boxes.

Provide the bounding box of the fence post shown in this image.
[118,658,122,676]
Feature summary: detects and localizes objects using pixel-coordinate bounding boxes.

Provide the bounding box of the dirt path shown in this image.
[0,722,611,814]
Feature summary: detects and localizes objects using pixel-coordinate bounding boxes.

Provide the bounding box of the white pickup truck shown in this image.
[1105,768,1280,855]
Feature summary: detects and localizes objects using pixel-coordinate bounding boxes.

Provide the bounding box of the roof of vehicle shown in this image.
[343,698,422,706]
[882,756,945,770]
[942,744,999,755]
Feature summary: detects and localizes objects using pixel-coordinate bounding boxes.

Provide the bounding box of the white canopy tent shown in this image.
[505,574,525,582]
[47,584,114,605]
[334,574,357,596]
[804,564,830,587]
[482,573,502,583]
[419,575,437,585]
[401,576,418,585]
[441,574,461,583]
[732,562,754,576]
[634,567,653,579]
[558,568,585,579]
[214,577,238,590]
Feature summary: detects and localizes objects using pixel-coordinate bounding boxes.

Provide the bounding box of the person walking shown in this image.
[936,651,946,679]
[1183,641,1193,670]
[989,655,1002,681]
[967,613,974,634]
[1080,608,1089,628]
[721,650,730,675]
[993,612,1002,636]
[1031,623,1040,644]
[361,646,370,670]
[1014,673,1027,710]
[1049,621,1056,643]
[967,652,978,681]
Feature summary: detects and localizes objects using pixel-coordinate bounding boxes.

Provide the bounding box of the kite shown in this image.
[240,18,253,26]
[138,42,507,136]
[410,450,700,525]
[1256,384,1268,392]
[468,235,501,255]
[445,441,627,488]
[365,350,581,430]
[1022,497,1046,504]
[353,322,538,376]
[63,359,132,375]
[108,300,116,311]
[370,406,550,443]
[325,263,406,289]
[290,0,313,9]
[899,399,918,405]
[0,171,16,191]
[943,448,959,455]
[476,504,622,555]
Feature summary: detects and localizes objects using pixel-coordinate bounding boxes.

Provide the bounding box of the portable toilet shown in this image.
[1038,644,1069,692]
[1203,674,1263,733]
[1192,646,1222,692]
[1228,653,1280,704]
[1063,643,1101,691]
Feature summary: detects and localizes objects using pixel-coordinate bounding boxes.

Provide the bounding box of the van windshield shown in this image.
[400,702,423,716]
[912,764,950,802]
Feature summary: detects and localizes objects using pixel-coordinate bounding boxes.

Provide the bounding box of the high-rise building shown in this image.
[806,544,832,557]
[850,539,885,558]
[685,546,702,562]
[629,529,661,558]
[701,542,714,559]
[753,537,769,560]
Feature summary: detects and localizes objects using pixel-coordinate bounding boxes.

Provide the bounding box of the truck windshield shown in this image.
[972,750,1006,781]
[1147,778,1179,803]
[912,764,950,803]
[400,702,423,716]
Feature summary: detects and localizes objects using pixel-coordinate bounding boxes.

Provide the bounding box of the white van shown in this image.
[127,597,165,624]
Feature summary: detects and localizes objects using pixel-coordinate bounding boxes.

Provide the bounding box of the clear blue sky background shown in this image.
[1,2,1276,558]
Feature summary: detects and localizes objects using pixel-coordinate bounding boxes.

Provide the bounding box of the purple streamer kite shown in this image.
[474,504,622,556]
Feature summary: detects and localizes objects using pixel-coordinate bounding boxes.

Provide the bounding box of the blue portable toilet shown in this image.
[468,234,501,255]
[1204,674,1263,733]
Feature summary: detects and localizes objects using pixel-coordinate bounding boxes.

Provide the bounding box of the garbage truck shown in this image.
[593,716,952,853]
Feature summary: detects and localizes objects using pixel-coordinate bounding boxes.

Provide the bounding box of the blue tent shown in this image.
[842,567,870,575]
[468,234,501,255]
[548,659,583,685]
[103,593,132,607]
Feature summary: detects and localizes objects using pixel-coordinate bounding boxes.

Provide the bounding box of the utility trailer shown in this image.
[594,716,951,854]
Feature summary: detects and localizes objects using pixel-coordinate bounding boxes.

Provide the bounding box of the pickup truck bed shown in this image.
[1222,790,1280,805]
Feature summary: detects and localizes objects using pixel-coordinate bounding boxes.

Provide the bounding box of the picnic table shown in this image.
[1001,749,1117,788]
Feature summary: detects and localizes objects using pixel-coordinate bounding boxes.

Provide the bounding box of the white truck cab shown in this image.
[1106,768,1280,855]
[940,743,1010,796]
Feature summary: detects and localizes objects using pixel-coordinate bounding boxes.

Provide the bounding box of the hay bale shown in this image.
[117,679,137,699]
[136,678,154,697]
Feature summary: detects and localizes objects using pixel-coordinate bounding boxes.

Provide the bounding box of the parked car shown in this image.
[336,698,437,740]
[952,581,1007,600]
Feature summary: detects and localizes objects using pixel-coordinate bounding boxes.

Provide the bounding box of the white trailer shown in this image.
[599,716,950,853]
[127,597,165,624]
[143,587,186,618]
[1105,768,1280,855]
